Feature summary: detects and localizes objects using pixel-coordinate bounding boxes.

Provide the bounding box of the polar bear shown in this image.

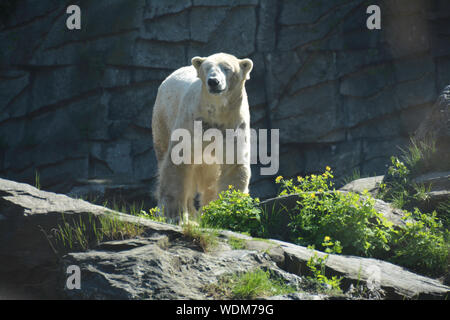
[151,53,253,223]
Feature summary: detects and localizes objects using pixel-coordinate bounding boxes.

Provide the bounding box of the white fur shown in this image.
[152,53,253,223]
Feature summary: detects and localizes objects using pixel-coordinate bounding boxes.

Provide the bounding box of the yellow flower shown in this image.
[275,176,283,183]
[324,236,331,242]
[326,166,331,171]
[228,185,233,189]
[310,193,316,198]
[297,176,303,182]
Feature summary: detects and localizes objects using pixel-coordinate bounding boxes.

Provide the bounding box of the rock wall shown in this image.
[0,0,449,202]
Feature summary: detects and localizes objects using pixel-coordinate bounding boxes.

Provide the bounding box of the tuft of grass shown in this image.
[35,170,41,190]
[400,137,439,175]
[342,168,362,185]
[55,212,145,252]
[379,137,448,227]
[182,222,218,252]
[228,236,247,250]
[204,268,296,299]
[103,199,145,217]
[102,200,170,224]
[56,214,92,251]
[436,201,450,227]
[259,201,292,240]
[98,211,145,241]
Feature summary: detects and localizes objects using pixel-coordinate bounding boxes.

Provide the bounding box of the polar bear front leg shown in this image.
[218,164,251,194]
[158,159,192,224]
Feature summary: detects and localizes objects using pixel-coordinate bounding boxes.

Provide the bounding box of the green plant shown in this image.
[342,168,362,185]
[379,137,445,208]
[379,147,447,226]
[411,182,431,204]
[35,170,41,190]
[98,211,144,241]
[400,137,438,175]
[378,156,411,209]
[276,168,448,277]
[138,207,166,223]
[306,237,343,292]
[436,201,450,228]
[200,186,262,236]
[277,168,394,257]
[55,212,145,252]
[228,236,247,250]
[182,222,218,252]
[205,268,295,299]
[103,199,144,216]
[390,209,449,276]
[259,200,292,240]
[56,214,93,251]
[195,166,448,278]
[101,199,172,224]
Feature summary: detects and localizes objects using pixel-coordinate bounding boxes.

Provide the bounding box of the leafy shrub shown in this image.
[379,137,447,209]
[306,237,343,292]
[200,186,262,236]
[379,156,416,210]
[380,154,448,228]
[198,168,448,277]
[277,168,448,276]
[276,168,394,257]
[390,209,449,276]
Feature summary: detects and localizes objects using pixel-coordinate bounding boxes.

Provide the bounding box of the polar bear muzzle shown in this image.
[205,65,227,94]
[207,77,223,93]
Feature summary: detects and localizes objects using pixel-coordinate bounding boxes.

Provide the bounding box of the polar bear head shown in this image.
[191,53,253,96]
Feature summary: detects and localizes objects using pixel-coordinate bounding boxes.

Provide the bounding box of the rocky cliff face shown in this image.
[0,0,449,203]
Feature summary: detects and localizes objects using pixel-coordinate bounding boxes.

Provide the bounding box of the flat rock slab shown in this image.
[62,237,302,300]
[0,177,177,233]
[340,176,384,196]
[0,178,178,298]
[272,240,449,299]
[412,171,450,191]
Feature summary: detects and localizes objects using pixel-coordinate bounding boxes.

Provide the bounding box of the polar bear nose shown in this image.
[207,78,220,87]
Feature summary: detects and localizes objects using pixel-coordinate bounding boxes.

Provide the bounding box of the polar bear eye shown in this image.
[222,65,232,73]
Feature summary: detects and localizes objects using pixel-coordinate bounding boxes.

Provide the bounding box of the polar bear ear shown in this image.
[239,58,253,80]
[191,56,206,71]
